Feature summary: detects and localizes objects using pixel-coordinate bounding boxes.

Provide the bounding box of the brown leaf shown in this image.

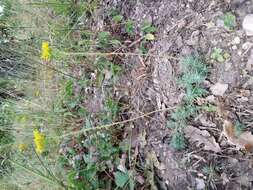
[223,120,253,152]
[184,126,221,152]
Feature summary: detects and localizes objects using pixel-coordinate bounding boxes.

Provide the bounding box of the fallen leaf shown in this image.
[221,172,229,185]
[117,153,127,173]
[184,125,221,152]
[146,151,163,170]
[223,120,253,152]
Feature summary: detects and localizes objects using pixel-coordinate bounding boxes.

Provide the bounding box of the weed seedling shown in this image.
[222,12,236,31]
[139,21,157,54]
[234,121,246,137]
[167,55,208,150]
[211,47,225,63]
[125,20,134,35]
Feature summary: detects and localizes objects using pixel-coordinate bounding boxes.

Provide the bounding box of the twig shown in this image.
[59,107,175,139]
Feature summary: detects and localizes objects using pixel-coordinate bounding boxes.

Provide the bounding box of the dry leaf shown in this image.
[146,151,163,170]
[117,153,127,173]
[223,120,253,152]
[184,125,221,152]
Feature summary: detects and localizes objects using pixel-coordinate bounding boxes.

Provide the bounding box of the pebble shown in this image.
[225,62,232,71]
[243,14,253,36]
[242,42,253,50]
[216,19,224,28]
[210,83,228,96]
[206,95,215,103]
[232,45,237,50]
[237,96,248,102]
[196,178,205,190]
[232,37,241,45]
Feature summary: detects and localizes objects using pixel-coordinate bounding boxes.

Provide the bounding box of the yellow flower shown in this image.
[19,143,27,152]
[33,129,46,154]
[41,41,51,61]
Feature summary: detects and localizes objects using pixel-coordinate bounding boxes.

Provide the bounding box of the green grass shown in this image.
[0,0,179,189]
[0,1,146,189]
[167,55,208,150]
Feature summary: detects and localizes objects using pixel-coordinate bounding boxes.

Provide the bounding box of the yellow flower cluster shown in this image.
[41,41,51,61]
[18,143,27,152]
[33,129,46,154]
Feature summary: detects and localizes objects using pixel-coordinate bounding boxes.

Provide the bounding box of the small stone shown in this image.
[210,83,228,96]
[237,96,248,102]
[196,178,205,190]
[225,62,232,71]
[242,42,253,50]
[206,95,215,103]
[232,36,240,45]
[216,19,224,28]
[240,89,251,97]
[243,14,253,36]
[232,45,237,50]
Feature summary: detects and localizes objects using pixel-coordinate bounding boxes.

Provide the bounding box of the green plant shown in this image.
[167,55,208,150]
[139,21,157,54]
[125,20,134,35]
[222,12,236,30]
[211,47,225,63]
[115,170,135,189]
[141,21,157,34]
[234,121,246,137]
[202,104,217,112]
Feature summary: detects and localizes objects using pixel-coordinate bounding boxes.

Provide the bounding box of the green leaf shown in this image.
[112,15,123,22]
[141,21,157,34]
[125,20,134,35]
[223,12,236,30]
[170,131,186,150]
[167,121,177,129]
[235,121,246,137]
[65,80,73,96]
[110,39,121,46]
[211,48,225,63]
[217,55,225,63]
[115,171,129,188]
[145,33,155,40]
[202,104,217,112]
[98,31,111,47]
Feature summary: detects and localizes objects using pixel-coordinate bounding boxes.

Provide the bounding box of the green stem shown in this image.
[8,159,61,187]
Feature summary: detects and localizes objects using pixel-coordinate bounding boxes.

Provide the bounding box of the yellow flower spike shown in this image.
[41,41,51,61]
[33,129,46,154]
[19,143,27,152]
[35,89,41,97]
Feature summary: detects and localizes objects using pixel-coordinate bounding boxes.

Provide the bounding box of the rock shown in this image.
[243,14,253,36]
[231,36,240,45]
[225,62,232,71]
[242,42,253,50]
[206,95,215,103]
[237,96,248,102]
[246,49,253,70]
[232,45,237,50]
[216,18,224,28]
[210,83,228,96]
[196,178,205,190]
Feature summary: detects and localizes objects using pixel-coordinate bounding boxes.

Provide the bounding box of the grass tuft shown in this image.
[167,55,208,150]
